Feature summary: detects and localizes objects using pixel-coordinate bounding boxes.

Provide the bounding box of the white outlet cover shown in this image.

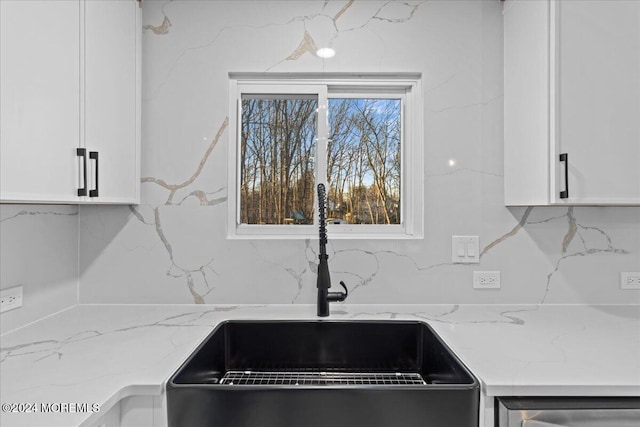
[620,272,640,290]
[0,285,23,313]
[473,271,501,289]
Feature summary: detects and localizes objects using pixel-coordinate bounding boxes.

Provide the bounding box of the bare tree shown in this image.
[241,98,316,224]
[241,96,401,226]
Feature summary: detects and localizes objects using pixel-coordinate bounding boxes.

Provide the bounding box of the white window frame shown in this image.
[227,73,423,240]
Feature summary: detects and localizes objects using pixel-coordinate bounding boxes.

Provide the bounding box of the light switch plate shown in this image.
[452,236,479,264]
[1,285,23,313]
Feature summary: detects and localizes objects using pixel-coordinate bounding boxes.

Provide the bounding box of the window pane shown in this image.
[327,98,401,225]
[240,96,317,225]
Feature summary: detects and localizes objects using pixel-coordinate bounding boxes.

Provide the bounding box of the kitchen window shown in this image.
[227,74,423,239]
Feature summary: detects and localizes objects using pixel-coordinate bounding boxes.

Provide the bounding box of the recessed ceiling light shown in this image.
[316,47,336,59]
[448,159,456,167]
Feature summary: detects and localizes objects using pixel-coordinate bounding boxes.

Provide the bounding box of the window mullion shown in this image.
[400,97,406,227]
[315,86,329,226]
[236,97,242,226]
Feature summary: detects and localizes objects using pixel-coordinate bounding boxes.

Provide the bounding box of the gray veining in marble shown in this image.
[77,0,639,305]
[4,1,638,309]
[2,304,638,427]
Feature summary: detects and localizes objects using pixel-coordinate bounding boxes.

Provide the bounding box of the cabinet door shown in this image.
[504,0,551,206]
[553,0,640,204]
[84,0,139,204]
[0,0,81,203]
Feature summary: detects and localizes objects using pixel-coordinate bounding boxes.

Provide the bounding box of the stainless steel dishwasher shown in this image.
[497,397,640,427]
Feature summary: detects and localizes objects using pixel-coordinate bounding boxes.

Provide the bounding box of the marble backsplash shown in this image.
[2,1,638,323]
[0,205,78,333]
[78,0,639,305]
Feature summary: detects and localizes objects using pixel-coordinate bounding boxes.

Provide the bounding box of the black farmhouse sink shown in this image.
[167,320,479,427]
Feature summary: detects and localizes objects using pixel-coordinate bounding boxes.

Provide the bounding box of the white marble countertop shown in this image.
[1,304,639,427]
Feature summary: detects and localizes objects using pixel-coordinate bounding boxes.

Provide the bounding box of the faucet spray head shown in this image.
[316,184,348,317]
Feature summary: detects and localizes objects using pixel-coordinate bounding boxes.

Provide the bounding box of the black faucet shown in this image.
[317,184,348,317]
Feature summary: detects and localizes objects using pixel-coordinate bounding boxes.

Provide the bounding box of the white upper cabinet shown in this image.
[1,0,81,203]
[0,0,140,204]
[504,0,640,206]
[84,0,140,203]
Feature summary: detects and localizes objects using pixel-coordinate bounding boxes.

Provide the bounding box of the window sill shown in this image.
[228,224,423,240]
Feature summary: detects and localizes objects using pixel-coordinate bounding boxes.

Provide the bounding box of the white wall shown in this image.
[67,0,634,306]
[0,205,78,333]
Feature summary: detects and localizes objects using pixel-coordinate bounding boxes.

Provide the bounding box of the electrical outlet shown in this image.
[620,272,640,290]
[473,271,501,289]
[0,286,23,313]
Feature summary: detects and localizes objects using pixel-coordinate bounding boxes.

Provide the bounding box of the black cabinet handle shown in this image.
[559,153,569,199]
[89,151,99,197]
[77,148,87,196]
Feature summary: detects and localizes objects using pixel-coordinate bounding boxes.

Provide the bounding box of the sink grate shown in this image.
[219,371,427,386]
